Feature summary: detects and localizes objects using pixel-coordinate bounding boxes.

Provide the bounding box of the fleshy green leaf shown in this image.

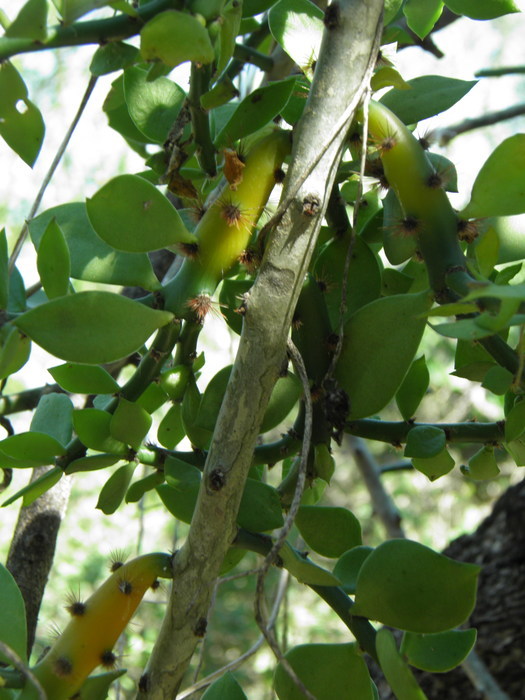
[0,61,45,167]
[5,0,47,39]
[96,462,137,515]
[75,669,127,700]
[353,539,480,633]
[295,506,362,558]
[0,563,27,664]
[124,67,185,144]
[0,325,31,380]
[15,291,173,364]
[29,203,160,289]
[140,10,215,67]
[481,365,514,395]
[404,426,446,459]
[380,75,477,124]
[401,629,477,673]
[216,0,243,75]
[237,479,284,532]
[65,454,121,475]
[279,543,340,586]
[2,466,63,507]
[461,135,525,219]
[0,229,8,310]
[90,41,138,76]
[73,409,127,454]
[505,399,525,442]
[274,643,374,700]
[157,403,185,449]
[59,0,116,23]
[110,398,152,450]
[202,672,247,700]
[444,0,520,20]
[412,447,455,481]
[157,458,201,523]
[269,0,324,79]
[30,393,74,446]
[215,78,296,146]
[333,546,374,595]
[404,0,443,39]
[87,175,193,253]
[49,363,120,395]
[396,356,429,420]
[126,471,165,502]
[0,432,65,468]
[376,629,427,700]
[36,218,71,299]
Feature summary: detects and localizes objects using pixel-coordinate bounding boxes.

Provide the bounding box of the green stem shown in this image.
[0,0,183,61]
[0,385,63,416]
[232,43,274,72]
[346,419,505,445]
[189,63,217,177]
[225,21,270,80]
[233,529,378,662]
[476,66,525,77]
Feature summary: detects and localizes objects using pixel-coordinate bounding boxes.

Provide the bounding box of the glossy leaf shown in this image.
[110,399,152,450]
[353,539,480,633]
[376,629,427,700]
[49,363,120,395]
[0,325,31,380]
[444,0,520,20]
[157,459,201,524]
[0,563,27,664]
[90,41,138,76]
[475,225,499,277]
[216,0,243,75]
[140,10,215,67]
[295,506,362,558]
[481,365,514,395]
[36,218,71,299]
[219,278,253,335]
[461,135,525,219]
[73,409,126,454]
[59,0,113,23]
[405,426,445,459]
[29,203,160,289]
[333,546,374,595]
[404,0,443,39]
[157,403,185,449]
[215,78,296,146]
[124,67,185,144]
[336,292,432,419]
[505,399,525,442]
[126,471,165,502]
[412,447,455,481]
[103,73,152,144]
[2,466,63,508]
[274,643,373,700]
[380,75,477,124]
[384,0,404,24]
[202,672,247,700]
[0,432,65,468]
[401,629,477,673]
[5,0,47,39]
[279,543,340,586]
[75,670,127,700]
[136,382,169,415]
[87,175,193,253]
[96,462,137,515]
[30,393,74,447]
[0,61,45,167]
[396,356,429,420]
[237,479,284,532]
[15,291,173,364]
[269,0,324,79]
[65,454,121,475]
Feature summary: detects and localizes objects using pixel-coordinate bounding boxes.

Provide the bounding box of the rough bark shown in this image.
[138,2,383,697]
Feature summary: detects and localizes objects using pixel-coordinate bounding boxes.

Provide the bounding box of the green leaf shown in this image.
[15,291,173,364]
[384,0,404,24]
[274,643,374,700]
[444,0,520,20]
[336,291,432,419]
[279,542,340,586]
[65,454,121,475]
[295,506,362,558]
[463,445,501,480]
[333,546,374,595]
[87,175,193,253]
[5,0,47,39]
[353,539,480,633]
[103,73,152,144]
[404,0,443,39]
[237,479,284,532]
[75,669,127,700]
[481,365,514,395]
[376,629,427,700]
[110,398,152,450]
[396,356,429,420]
[269,0,324,79]
[215,78,296,146]
[0,325,31,380]
[29,203,160,289]
[505,399,525,442]
[49,363,120,395]
[59,0,115,23]
[404,426,446,459]
[401,629,477,673]
[380,76,477,124]
[2,466,63,507]
[126,470,164,502]
[461,135,525,219]
[124,67,185,144]
[157,403,185,449]
[140,10,215,67]
[0,432,65,469]
[219,278,253,335]
[216,0,243,75]
[90,41,138,76]
[96,462,137,515]
[157,459,201,523]
[0,563,27,664]
[73,409,127,454]
[36,218,71,299]
[0,229,8,310]
[474,225,499,277]
[30,393,74,446]
[412,447,455,481]
[202,672,247,700]
[0,61,45,167]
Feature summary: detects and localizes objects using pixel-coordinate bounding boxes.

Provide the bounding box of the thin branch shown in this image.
[233,43,274,72]
[0,641,46,699]
[346,419,504,445]
[461,650,511,700]
[476,65,525,77]
[430,102,525,146]
[9,74,98,273]
[188,64,217,178]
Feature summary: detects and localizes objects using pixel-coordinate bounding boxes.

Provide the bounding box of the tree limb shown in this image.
[137,2,384,697]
